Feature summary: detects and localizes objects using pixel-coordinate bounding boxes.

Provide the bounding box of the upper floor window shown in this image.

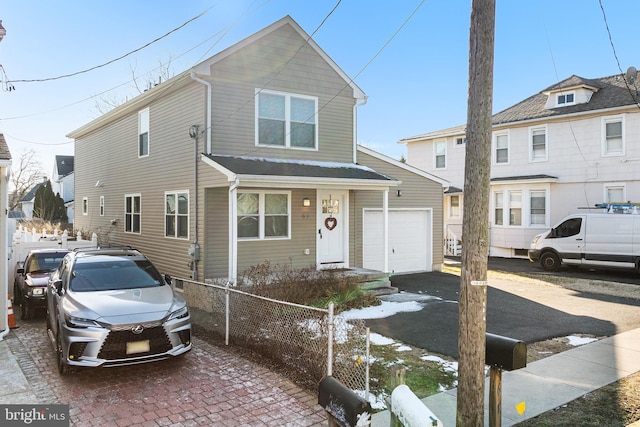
[125,194,141,234]
[237,191,290,240]
[138,108,149,157]
[165,191,189,239]
[434,141,447,169]
[556,92,575,106]
[455,137,466,146]
[602,116,624,156]
[99,196,104,217]
[449,195,460,218]
[530,126,547,162]
[82,197,88,216]
[256,91,317,150]
[494,132,509,164]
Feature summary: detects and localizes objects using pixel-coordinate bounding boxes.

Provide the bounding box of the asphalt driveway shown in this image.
[365,263,640,358]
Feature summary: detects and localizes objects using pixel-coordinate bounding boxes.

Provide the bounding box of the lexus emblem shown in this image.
[131,324,144,334]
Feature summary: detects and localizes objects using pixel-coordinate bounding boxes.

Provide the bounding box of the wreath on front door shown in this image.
[324,217,337,231]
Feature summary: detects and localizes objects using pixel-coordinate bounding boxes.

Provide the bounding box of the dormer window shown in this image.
[557,92,575,106]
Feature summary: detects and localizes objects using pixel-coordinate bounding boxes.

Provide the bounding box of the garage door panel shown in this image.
[363,210,430,273]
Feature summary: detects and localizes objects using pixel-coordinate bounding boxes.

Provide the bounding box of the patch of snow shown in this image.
[566,335,598,346]
[421,355,459,374]
[369,332,395,346]
[340,300,424,320]
[394,344,412,352]
[354,389,388,410]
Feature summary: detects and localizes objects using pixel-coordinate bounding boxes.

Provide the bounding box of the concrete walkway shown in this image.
[372,327,640,426]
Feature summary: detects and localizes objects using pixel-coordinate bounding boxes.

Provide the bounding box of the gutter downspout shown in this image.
[353,96,368,163]
[190,70,212,154]
[229,177,240,283]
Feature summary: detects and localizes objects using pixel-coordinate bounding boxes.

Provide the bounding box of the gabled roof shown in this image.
[21,182,44,202]
[193,16,365,100]
[202,154,398,189]
[493,74,635,125]
[55,155,74,177]
[0,133,11,164]
[68,16,365,139]
[400,73,640,142]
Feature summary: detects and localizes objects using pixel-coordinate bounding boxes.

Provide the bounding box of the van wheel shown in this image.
[540,252,561,271]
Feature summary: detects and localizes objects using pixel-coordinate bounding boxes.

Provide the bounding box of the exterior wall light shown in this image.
[303,198,311,207]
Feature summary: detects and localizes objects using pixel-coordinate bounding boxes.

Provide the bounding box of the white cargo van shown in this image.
[528,213,640,272]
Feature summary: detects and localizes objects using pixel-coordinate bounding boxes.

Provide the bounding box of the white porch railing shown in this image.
[444,226,462,256]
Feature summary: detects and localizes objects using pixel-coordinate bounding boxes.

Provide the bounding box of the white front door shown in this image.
[317,190,347,268]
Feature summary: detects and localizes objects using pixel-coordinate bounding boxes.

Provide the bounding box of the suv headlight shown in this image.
[64,313,100,328]
[167,306,189,321]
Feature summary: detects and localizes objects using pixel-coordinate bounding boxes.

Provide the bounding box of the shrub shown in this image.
[238,261,379,312]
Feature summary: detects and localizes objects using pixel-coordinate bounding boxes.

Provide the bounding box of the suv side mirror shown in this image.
[17,267,25,275]
[164,274,173,286]
[53,279,64,295]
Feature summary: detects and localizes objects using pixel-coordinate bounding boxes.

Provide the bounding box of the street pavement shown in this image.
[373,267,640,358]
[1,316,327,427]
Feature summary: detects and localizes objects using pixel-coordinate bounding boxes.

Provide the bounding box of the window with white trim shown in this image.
[125,194,141,233]
[494,132,509,164]
[82,197,88,216]
[509,192,521,226]
[455,137,466,146]
[494,192,503,225]
[434,141,447,169]
[138,109,149,157]
[165,191,189,239]
[530,191,546,225]
[256,91,317,149]
[556,92,575,106]
[602,116,624,156]
[605,184,625,203]
[449,195,460,218]
[530,126,547,162]
[99,196,104,217]
[237,191,290,240]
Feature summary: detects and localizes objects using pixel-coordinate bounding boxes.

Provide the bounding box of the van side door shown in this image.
[550,216,585,266]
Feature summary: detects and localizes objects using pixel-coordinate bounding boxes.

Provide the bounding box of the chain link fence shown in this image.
[177,278,369,395]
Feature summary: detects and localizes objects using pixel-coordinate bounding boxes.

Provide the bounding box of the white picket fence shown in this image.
[9,225,98,290]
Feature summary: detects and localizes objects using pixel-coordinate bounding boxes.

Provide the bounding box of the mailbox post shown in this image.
[485,333,527,427]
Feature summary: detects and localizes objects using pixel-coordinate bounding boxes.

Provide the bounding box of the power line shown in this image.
[8,8,210,84]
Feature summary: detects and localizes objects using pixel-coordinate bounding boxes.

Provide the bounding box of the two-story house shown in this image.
[402,73,640,258]
[51,155,74,223]
[68,16,447,281]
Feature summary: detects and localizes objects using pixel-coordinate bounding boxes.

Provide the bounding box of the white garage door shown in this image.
[363,209,431,273]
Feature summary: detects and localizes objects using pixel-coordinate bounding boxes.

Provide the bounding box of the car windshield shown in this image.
[28,253,67,273]
[70,257,164,292]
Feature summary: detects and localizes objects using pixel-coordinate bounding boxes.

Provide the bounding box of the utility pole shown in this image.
[457,0,495,426]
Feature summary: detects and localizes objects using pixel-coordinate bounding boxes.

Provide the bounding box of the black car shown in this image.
[14,248,70,319]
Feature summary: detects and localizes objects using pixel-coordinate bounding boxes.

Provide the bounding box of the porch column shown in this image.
[229,180,239,283]
[383,189,389,273]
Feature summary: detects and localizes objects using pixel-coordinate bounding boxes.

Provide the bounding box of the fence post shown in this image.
[225,282,230,346]
[366,327,370,402]
[77,230,83,241]
[327,301,334,377]
[61,230,68,248]
[91,232,98,247]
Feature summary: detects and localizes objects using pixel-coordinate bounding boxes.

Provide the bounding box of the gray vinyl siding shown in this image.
[354,151,445,269]
[207,24,355,162]
[205,187,317,279]
[74,83,206,279]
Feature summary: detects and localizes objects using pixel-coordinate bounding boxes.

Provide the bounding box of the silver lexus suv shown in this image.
[46,247,191,374]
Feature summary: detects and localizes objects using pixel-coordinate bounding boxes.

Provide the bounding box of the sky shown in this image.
[1,0,639,175]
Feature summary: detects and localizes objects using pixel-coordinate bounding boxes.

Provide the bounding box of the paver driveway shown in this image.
[6,316,327,427]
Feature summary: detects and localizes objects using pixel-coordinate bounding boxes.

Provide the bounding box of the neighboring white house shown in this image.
[51,155,74,223]
[401,73,640,258]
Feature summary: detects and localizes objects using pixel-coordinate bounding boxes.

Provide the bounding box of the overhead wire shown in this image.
[7,8,211,84]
